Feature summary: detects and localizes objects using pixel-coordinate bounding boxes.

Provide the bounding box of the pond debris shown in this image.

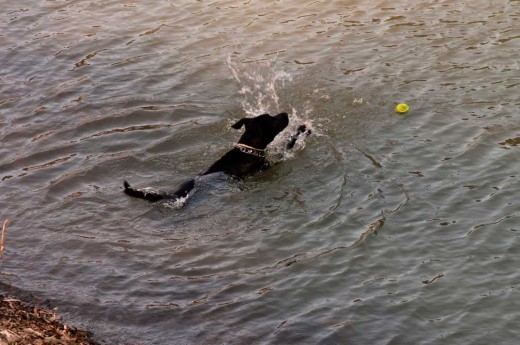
[422,273,444,285]
[0,219,8,259]
[352,212,386,247]
[357,149,383,168]
[0,295,99,345]
[499,136,520,147]
[352,97,364,105]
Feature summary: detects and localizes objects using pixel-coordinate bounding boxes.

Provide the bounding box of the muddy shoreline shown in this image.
[0,294,99,345]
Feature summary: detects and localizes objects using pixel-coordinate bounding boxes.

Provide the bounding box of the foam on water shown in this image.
[163,195,189,209]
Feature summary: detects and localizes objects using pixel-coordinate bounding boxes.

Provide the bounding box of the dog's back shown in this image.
[124,112,310,204]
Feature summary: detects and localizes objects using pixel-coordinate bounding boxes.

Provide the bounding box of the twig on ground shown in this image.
[0,219,8,258]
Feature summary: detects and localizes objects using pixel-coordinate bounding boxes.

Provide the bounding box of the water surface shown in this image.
[0,1,519,344]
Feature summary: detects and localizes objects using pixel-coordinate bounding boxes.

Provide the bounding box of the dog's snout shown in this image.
[277,112,289,121]
[276,112,289,128]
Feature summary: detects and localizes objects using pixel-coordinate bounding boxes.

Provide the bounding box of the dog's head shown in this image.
[232,112,289,149]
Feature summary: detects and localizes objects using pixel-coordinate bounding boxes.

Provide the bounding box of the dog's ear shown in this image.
[231,118,250,129]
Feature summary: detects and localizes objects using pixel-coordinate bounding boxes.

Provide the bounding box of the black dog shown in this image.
[123,112,310,202]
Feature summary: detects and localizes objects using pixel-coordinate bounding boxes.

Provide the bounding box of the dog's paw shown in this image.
[286,124,311,150]
[297,124,312,136]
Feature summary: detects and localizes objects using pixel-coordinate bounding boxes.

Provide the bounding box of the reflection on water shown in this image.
[0,0,519,344]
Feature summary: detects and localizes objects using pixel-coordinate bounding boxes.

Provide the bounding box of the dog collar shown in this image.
[234,143,265,158]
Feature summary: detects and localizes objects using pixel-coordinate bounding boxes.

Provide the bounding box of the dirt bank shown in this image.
[0,295,99,345]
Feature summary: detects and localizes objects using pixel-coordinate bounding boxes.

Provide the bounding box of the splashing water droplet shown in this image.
[227,55,291,117]
[227,56,316,161]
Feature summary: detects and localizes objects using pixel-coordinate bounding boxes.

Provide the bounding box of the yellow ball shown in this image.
[395,103,410,114]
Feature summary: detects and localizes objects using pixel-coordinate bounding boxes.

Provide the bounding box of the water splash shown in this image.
[163,195,189,209]
[269,110,314,162]
[227,55,291,117]
[227,56,315,161]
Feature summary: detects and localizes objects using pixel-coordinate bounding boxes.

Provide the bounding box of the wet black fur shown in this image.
[123,112,310,202]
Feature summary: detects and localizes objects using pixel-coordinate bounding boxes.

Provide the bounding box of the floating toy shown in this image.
[395,103,410,114]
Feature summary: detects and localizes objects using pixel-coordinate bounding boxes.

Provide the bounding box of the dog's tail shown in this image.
[123,180,168,202]
[123,179,195,202]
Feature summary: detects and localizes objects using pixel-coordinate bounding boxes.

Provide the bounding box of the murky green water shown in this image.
[1,1,518,344]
